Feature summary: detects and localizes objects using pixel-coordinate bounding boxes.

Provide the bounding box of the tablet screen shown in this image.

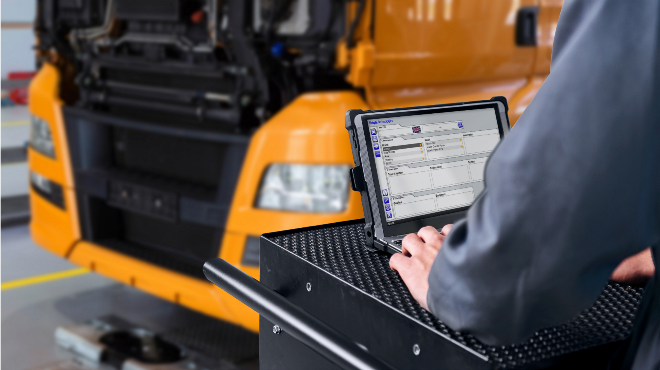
[367,107,500,226]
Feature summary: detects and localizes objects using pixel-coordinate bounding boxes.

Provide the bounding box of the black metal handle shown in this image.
[203,258,396,370]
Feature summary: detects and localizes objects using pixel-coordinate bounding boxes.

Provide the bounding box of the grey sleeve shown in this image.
[427,0,660,346]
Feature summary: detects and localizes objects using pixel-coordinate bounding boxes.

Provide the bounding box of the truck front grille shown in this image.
[112,128,227,189]
[65,106,248,279]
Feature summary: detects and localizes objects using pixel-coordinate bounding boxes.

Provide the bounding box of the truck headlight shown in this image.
[256,164,350,213]
[30,115,55,158]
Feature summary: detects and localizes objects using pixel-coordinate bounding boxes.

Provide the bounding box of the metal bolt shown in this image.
[306,282,312,292]
[413,344,420,356]
[272,325,281,335]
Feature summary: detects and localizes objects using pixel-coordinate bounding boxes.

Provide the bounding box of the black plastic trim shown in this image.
[516,7,539,46]
[349,166,366,192]
[31,180,65,210]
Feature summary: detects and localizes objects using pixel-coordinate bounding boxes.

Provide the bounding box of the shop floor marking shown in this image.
[1,120,30,127]
[1,268,89,290]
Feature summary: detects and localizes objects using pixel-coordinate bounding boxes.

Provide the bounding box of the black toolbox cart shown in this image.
[204,220,646,369]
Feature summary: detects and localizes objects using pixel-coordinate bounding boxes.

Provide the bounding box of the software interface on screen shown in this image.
[368,108,500,225]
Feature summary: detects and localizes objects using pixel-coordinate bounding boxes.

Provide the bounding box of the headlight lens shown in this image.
[30,115,55,158]
[256,164,350,213]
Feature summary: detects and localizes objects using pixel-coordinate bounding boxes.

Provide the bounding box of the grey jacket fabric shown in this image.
[426,0,660,368]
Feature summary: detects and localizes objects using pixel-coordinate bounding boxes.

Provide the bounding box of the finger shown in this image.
[440,224,453,236]
[389,252,411,272]
[417,226,443,246]
[401,233,425,256]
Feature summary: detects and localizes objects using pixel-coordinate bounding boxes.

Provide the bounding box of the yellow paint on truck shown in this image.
[29,0,563,333]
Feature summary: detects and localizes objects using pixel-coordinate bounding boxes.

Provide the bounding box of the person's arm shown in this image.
[391,228,655,310]
[393,0,660,346]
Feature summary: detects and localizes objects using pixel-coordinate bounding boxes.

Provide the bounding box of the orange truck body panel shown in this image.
[29,63,81,257]
[28,0,563,333]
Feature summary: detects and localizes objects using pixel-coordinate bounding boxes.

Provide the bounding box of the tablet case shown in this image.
[344,96,510,251]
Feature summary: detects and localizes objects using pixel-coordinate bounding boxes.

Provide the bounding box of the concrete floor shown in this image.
[1,225,113,299]
[2,224,259,370]
[2,224,117,369]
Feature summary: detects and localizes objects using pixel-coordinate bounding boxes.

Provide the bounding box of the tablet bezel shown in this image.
[356,102,507,238]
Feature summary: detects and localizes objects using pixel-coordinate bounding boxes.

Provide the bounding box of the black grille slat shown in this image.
[265,222,644,368]
[116,0,180,21]
[104,68,234,94]
[113,128,228,189]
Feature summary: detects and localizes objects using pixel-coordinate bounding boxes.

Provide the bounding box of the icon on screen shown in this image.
[370,128,377,135]
[412,126,421,133]
[383,197,389,204]
[458,121,464,128]
[375,151,381,157]
[373,143,379,150]
[385,204,391,211]
[386,212,393,219]
[372,136,378,142]
[382,189,388,196]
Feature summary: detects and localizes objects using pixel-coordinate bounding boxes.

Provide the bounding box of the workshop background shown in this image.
[2,1,562,369]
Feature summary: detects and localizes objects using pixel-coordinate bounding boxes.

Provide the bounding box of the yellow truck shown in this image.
[28,0,562,333]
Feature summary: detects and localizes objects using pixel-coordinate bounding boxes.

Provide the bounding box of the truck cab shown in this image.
[28,0,562,332]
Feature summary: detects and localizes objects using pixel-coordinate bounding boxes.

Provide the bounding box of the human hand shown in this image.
[610,247,655,285]
[389,224,453,311]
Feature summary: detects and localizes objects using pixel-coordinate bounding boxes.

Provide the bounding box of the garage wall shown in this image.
[1,0,37,79]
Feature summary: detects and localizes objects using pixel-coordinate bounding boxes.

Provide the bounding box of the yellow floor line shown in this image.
[1,120,30,127]
[1,268,89,291]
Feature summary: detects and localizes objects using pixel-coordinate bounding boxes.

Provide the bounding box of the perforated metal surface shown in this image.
[265,222,645,369]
